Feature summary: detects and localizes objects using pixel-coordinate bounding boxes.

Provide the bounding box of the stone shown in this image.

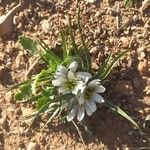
[40,19,50,34]
[22,108,34,117]
[27,142,39,150]
[94,11,101,18]
[0,1,26,37]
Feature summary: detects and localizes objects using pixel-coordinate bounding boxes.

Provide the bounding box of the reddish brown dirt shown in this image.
[0,0,150,150]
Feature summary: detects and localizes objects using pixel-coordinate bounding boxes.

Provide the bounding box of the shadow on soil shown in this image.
[29,64,150,149]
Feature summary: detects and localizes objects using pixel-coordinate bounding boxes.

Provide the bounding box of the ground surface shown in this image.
[0,0,150,150]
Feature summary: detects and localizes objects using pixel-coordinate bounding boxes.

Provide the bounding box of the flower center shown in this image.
[65,80,76,89]
[84,86,95,100]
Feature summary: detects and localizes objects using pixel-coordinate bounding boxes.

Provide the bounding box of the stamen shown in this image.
[65,80,76,89]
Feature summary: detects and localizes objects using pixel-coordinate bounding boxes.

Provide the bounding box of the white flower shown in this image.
[67,103,85,122]
[52,61,83,95]
[67,79,106,122]
[52,61,106,122]
[78,79,105,104]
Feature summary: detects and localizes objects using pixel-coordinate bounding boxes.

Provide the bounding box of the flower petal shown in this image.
[58,86,68,94]
[86,100,97,112]
[77,105,85,121]
[88,79,101,87]
[92,93,105,103]
[68,61,78,73]
[85,103,93,116]
[55,72,66,79]
[72,81,84,95]
[95,85,106,93]
[68,71,76,80]
[67,105,78,122]
[78,93,85,105]
[52,78,67,86]
[76,71,92,83]
[57,65,68,75]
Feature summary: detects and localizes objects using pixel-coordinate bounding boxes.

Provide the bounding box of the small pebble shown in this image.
[27,142,39,150]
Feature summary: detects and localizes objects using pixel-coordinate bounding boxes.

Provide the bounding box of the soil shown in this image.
[0,0,150,150]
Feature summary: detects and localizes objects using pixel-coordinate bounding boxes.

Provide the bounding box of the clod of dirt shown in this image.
[138,59,149,76]
[114,80,133,96]
[0,1,26,37]
[141,0,150,12]
[22,108,34,117]
[15,107,22,116]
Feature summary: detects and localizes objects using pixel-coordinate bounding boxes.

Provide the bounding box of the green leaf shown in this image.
[31,69,53,95]
[60,31,68,59]
[97,52,113,76]
[77,7,85,47]
[45,103,57,113]
[37,97,49,110]
[31,74,40,95]
[8,78,33,92]
[15,84,32,101]
[68,16,78,51]
[39,41,61,65]
[15,92,24,101]
[124,0,133,6]
[33,102,51,118]
[100,50,129,80]
[104,99,142,132]
[20,84,31,95]
[19,36,38,55]
[16,94,42,103]
[58,93,74,101]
